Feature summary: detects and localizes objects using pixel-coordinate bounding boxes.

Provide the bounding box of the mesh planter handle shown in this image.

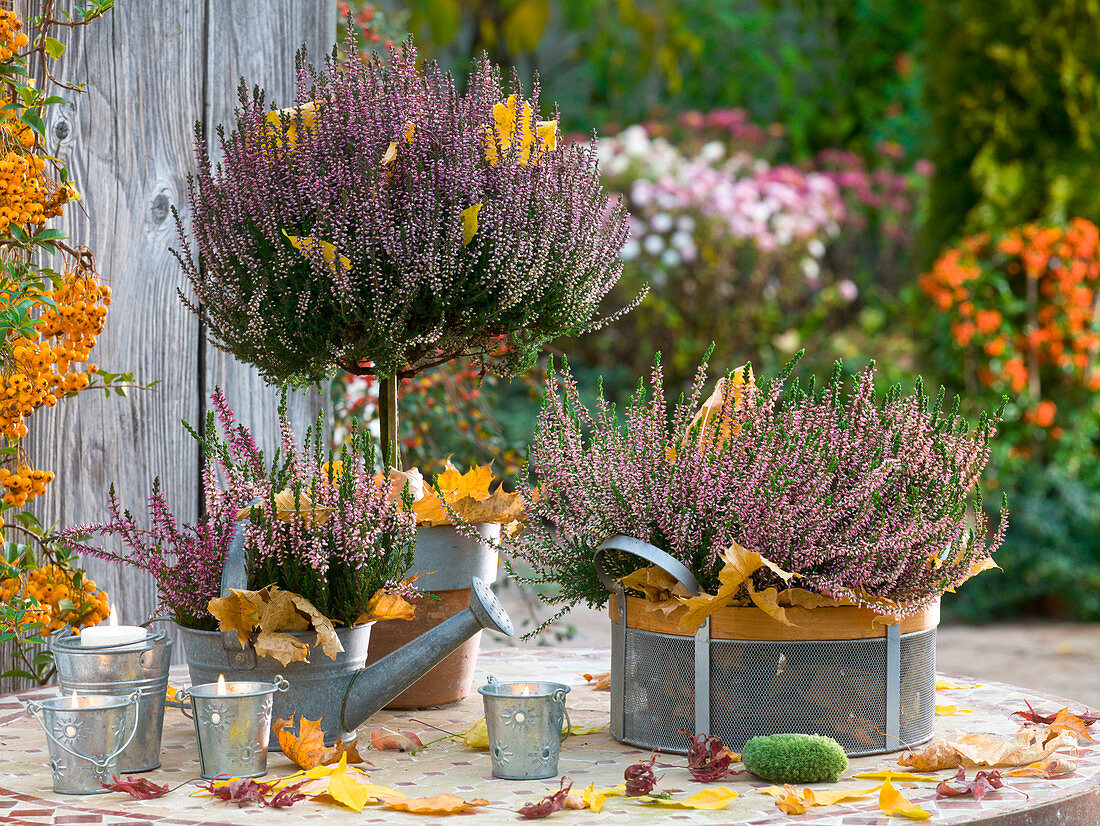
[594,536,711,743]
[593,536,937,756]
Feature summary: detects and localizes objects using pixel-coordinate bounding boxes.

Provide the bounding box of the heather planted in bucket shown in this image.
[177,40,634,386]
[507,352,1007,625]
[61,391,416,630]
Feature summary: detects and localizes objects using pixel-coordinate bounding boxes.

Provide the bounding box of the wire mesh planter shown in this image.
[594,536,938,757]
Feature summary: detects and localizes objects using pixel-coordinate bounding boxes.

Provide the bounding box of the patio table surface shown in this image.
[1,646,1097,825]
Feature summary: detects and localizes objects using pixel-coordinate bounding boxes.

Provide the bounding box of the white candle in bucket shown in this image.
[79,604,147,647]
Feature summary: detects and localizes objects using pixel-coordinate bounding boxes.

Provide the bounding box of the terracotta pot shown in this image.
[366,523,500,709]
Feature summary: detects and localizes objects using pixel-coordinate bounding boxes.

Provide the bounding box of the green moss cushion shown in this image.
[741,733,849,783]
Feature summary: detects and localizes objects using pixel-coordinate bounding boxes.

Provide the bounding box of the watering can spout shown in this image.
[341,576,513,732]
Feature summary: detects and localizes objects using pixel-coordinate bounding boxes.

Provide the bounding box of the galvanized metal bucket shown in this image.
[178,624,372,749]
[51,630,173,772]
[595,536,938,757]
[25,691,140,794]
[177,676,289,779]
[479,678,571,780]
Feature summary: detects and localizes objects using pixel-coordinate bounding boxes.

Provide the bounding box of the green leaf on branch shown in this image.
[43,36,65,59]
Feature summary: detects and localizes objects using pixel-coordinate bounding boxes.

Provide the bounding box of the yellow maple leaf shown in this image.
[282,230,351,274]
[935,704,974,716]
[354,589,415,625]
[274,716,366,770]
[413,461,523,526]
[581,782,626,813]
[677,541,796,630]
[638,787,740,810]
[264,100,319,148]
[878,778,931,820]
[272,754,394,812]
[936,677,983,690]
[381,794,491,814]
[759,784,881,814]
[207,585,343,666]
[457,717,489,749]
[461,204,482,246]
[853,770,942,783]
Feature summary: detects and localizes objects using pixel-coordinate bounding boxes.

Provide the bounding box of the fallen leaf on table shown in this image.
[457,718,489,748]
[681,729,743,782]
[624,752,659,796]
[952,728,1079,767]
[568,722,610,736]
[936,677,983,690]
[165,684,178,703]
[936,766,1005,801]
[935,704,974,716]
[1012,700,1098,727]
[583,671,611,691]
[275,716,367,770]
[580,783,627,813]
[637,787,740,810]
[201,777,309,808]
[370,729,424,752]
[853,770,942,783]
[354,589,415,625]
[878,778,931,820]
[899,739,962,770]
[286,754,392,812]
[102,775,171,799]
[519,777,572,819]
[381,793,490,814]
[1005,758,1076,778]
[1048,707,1097,743]
[758,784,880,814]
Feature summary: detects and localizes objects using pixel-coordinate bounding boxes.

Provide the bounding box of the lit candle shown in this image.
[216,674,227,696]
[70,690,79,709]
[520,684,532,696]
[79,604,148,647]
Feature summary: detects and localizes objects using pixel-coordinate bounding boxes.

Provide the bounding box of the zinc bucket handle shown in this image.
[25,690,141,771]
[593,536,701,598]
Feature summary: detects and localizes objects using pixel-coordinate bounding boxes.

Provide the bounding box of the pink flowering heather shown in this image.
[177,40,633,385]
[62,391,416,629]
[507,354,1007,623]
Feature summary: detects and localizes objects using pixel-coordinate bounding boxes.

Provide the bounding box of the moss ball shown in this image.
[741,733,849,783]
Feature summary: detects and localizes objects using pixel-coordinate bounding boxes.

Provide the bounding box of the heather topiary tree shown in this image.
[176,40,634,461]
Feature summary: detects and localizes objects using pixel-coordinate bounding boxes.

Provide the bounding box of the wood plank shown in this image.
[610,594,940,640]
[199,0,334,456]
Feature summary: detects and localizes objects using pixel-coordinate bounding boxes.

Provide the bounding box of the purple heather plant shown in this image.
[176,39,634,386]
[61,390,415,629]
[506,353,1007,624]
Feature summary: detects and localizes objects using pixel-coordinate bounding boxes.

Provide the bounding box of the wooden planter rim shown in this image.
[609,594,939,641]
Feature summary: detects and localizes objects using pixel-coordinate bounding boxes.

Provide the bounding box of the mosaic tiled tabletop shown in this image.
[1,646,1097,825]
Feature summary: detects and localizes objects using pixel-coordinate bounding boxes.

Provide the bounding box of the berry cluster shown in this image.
[0,271,109,442]
[0,10,28,62]
[0,564,108,633]
[0,464,53,507]
[0,151,74,232]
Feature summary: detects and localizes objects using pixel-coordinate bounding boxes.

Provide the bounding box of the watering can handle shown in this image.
[221,498,261,597]
[592,536,701,598]
[25,690,141,771]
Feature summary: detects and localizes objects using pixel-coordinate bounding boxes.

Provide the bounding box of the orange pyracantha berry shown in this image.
[2,564,110,632]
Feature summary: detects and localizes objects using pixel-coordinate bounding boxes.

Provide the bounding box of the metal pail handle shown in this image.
[25,690,141,772]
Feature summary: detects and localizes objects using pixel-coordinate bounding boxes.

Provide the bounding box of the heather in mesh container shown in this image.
[506,352,1008,756]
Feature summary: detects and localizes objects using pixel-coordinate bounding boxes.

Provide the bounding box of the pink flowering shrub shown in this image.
[506,354,1007,624]
[62,391,415,629]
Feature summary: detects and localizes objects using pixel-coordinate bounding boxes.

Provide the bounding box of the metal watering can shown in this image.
[179,512,514,746]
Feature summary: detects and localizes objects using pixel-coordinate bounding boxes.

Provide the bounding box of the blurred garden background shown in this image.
[334,0,1100,627]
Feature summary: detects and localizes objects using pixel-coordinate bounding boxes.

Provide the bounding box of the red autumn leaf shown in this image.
[269,780,309,808]
[1013,700,1098,728]
[679,729,743,782]
[369,729,424,752]
[518,777,572,819]
[936,766,1005,801]
[202,777,273,807]
[624,751,660,796]
[102,775,171,799]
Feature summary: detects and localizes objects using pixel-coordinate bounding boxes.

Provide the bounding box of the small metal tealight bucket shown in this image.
[177,676,288,780]
[25,691,140,794]
[479,678,571,780]
[51,628,173,772]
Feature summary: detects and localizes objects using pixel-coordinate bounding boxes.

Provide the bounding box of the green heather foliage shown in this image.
[742,733,849,784]
[923,0,1100,261]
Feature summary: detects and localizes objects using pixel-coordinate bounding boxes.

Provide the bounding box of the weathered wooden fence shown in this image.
[2,1,336,692]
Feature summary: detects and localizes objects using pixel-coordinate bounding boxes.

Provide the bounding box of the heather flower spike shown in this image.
[178,39,634,385]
